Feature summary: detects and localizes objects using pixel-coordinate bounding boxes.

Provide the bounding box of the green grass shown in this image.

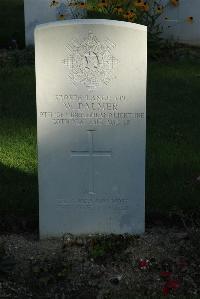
[0,0,25,48]
[146,62,200,213]
[0,65,37,215]
[0,61,200,217]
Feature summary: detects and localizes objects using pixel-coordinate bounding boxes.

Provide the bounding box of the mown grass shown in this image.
[0,0,25,48]
[0,59,200,217]
[0,65,37,215]
[146,62,200,213]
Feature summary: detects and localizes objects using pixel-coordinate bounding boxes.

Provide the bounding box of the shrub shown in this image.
[86,0,164,52]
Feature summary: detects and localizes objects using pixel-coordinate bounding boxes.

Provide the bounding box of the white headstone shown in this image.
[159,0,200,46]
[24,0,86,46]
[35,19,147,237]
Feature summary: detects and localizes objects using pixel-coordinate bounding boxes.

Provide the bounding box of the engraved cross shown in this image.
[71,130,112,195]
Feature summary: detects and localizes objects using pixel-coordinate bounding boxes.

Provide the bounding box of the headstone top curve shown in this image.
[34,19,147,34]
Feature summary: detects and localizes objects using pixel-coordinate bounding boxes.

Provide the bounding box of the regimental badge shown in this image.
[62,31,119,91]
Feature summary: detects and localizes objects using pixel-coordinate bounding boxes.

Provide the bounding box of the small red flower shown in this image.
[166,279,180,289]
[162,286,170,296]
[138,258,149,269]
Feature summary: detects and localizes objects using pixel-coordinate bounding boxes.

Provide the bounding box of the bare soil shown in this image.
[0,227,199,298]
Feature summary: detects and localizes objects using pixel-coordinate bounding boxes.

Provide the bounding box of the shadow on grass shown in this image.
[0,163,38,233]
[0,0,25,48]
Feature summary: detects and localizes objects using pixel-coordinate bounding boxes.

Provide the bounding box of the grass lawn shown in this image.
[0,0,25,48]
[147,62,200,214]
[0,58,200,218]
[0,64,37,216]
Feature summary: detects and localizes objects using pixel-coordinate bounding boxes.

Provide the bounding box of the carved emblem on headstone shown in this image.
[62,31,119,90]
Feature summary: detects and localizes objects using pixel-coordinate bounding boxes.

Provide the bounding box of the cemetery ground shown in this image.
[0,49,200,298]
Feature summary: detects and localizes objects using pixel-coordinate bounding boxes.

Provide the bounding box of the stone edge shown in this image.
[34,19,147,35]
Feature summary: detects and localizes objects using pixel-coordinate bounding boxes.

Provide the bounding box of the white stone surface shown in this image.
[24,0,86,46]
[159,0,200,45]
[35,19,147,237]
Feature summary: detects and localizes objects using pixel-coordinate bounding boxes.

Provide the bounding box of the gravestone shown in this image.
[35,19,147,237]
[159,0,200,46]
[24,0,86,45]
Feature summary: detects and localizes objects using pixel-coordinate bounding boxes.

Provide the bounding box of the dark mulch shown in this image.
[0,224,200,298]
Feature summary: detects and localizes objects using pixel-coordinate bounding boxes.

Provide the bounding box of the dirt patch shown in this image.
[0,227,199,298]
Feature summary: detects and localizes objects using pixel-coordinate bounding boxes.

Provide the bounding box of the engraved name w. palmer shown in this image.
[63,101,118,111]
